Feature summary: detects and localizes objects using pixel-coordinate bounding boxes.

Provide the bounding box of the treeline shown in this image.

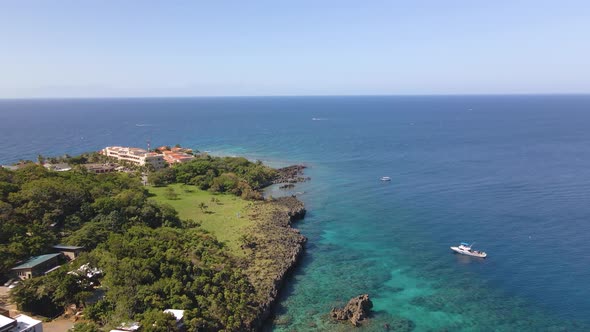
[41,151,109,165]
[1,163,260,331]
[148,156,277,200]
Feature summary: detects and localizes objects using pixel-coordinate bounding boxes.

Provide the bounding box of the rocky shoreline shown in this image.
[255,197,306,330]
[244,196,306,330]
[243,167,309,330]
[273,164,310,184]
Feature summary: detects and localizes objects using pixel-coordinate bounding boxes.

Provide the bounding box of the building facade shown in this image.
[101,146,165,169]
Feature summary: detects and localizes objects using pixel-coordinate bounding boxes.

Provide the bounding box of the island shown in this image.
[0,146,308,331]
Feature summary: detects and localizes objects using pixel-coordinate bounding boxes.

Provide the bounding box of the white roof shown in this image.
[114,322,140,331]
[0,315,16,329]
[163,309,185,322]
[12,314,42,331]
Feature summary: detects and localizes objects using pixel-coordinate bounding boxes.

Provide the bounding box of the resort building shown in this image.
[52,245,85,260]
[101,146,165,169]
[162,150,195,164]
[0,314,43,332]
[11,253,63,280]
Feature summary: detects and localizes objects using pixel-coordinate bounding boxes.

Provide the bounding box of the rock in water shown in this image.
[330,294,373,327]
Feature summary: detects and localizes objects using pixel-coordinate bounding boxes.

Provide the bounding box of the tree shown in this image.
[84,299,113,326]
[69,322,101,332]
[148,168,175,187]
[140,311,179,332]
[164,187,178,200]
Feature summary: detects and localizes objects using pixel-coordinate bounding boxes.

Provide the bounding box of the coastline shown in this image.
[148,162,309,330]
[1,145,309,331]
[246,196,306,329]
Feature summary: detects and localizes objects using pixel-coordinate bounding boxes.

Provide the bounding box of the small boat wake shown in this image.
[135,124,154,127]
[312,117,328,121]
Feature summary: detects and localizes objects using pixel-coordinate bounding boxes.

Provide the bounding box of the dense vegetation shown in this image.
[148,155,277,200]
[0,164,179,276]
[84,226,257,330]
[1,163,262,331]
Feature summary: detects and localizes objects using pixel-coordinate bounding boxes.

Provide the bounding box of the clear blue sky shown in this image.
[1,1,589,97]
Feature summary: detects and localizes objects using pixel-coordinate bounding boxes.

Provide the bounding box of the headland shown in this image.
[0,145,309,331]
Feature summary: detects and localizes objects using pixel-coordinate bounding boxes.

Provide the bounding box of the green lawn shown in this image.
[148,184,253,255]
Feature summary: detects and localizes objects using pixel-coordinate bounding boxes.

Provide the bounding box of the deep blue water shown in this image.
[1,96,590,331]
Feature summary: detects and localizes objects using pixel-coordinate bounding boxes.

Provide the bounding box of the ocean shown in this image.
[1,95,589,331]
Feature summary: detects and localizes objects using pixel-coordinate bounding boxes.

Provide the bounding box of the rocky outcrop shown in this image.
[273,164,310,184]
[274,196,306,222]
[330,294,373,327]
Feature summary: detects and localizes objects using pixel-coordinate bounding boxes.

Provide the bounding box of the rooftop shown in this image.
[0,314,15,330]
[43,163,72,172]
[11,253,61,270]
[163,309,185,322]
[52,244,84,251]
[83,163,118,170]
[113,322,141,331]
[0,314,41,332]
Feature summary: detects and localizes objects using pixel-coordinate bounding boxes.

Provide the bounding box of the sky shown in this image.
[1,1,589,98]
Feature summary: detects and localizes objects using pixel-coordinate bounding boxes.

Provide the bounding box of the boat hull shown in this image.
[450,246,487,258]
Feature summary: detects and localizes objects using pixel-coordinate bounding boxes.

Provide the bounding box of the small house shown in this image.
[83,163,118,174]
[43,163,72,172]
[11,253,63,280]
[52,245,85,260]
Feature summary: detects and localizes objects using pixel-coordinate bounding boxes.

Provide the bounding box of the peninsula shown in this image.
[0,146,308,331]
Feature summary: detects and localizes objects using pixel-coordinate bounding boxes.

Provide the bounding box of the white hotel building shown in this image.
[101,146,165,169]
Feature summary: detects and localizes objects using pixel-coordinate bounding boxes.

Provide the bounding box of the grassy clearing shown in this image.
[148,183,253,255]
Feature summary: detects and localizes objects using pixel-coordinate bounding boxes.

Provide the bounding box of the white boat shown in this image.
[450,242,487,258]
[380,176,391,181]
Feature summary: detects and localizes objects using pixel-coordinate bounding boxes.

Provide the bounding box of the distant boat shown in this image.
[450,242,487,258]
[380,176,391,181]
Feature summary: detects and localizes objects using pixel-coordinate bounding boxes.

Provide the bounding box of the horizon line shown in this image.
[1,92,590,100]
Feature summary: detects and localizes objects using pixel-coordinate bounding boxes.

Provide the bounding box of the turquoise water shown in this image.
[1,96,589,331]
